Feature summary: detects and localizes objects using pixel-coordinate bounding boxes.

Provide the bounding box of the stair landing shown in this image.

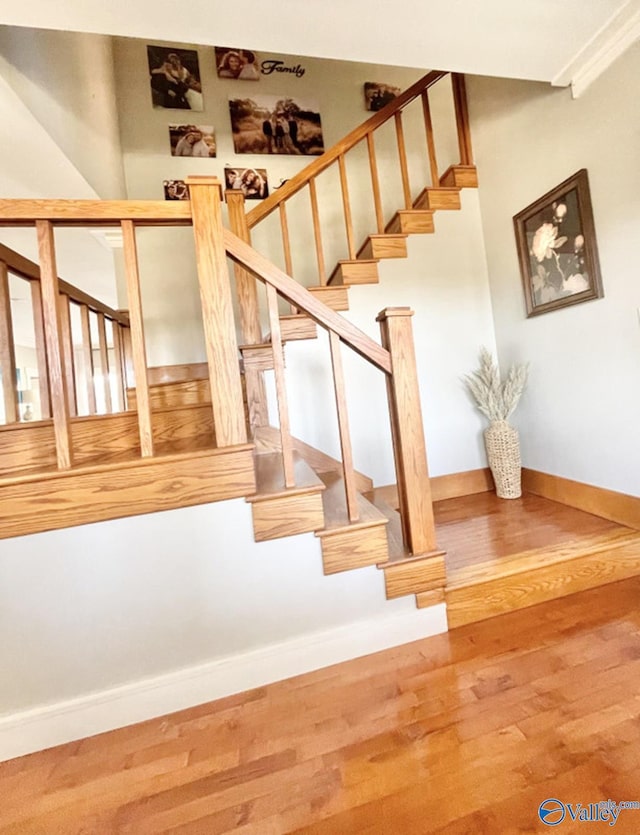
[438,492,640,628]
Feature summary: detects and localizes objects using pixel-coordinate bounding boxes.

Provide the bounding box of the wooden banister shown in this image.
[0,242,130,327]
[328,331,359,522]
[245,70,447,229]
[58,294,77,417]
[377,307,437,554]
[452,73,474,166]
[79,303,97,415]
[394,112,412,209]
[223,230,391,375]
[0,200,192,227]
[30,279,50,419]
[266,284,295,487]
[186,176,247,448]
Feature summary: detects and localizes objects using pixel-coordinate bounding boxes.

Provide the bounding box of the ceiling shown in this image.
[1,0,639,94]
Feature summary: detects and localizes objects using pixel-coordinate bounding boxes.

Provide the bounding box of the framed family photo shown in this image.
[513,169,603,317]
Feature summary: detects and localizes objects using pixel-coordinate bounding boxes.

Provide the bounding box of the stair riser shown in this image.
[128,379,210,410]
[439,165,479,189]
[329,261,379,286]
[320,523,389,574]
[386,213,435,235]
[251,491,325,541]
[307,286,350,311]
[384,554,446,599]
[359,236,407,260]
[446,540,640,628]
[278,318,318,342]
[241,345,277,372]
[414,189,461,211]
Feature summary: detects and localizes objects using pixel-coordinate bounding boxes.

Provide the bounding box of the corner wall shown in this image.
[467,44,640,496]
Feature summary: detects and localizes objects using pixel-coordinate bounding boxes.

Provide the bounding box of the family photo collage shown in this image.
[150,44,401,202]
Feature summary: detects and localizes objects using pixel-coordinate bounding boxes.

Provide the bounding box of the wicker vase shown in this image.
[484,420,522,499]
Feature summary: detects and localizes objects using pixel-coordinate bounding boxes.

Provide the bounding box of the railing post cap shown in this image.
[184,175,222,190]
[376,306,415,322]
[225,188,246,204]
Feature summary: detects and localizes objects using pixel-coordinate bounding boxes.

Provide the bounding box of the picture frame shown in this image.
[513,169,603,317]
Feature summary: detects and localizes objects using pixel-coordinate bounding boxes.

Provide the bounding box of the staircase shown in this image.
[1,70,636,628]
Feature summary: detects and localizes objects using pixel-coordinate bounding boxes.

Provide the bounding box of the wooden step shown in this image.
[371,497,447,600]
[445,529,640,629]
[0,443,256,540]
[247,452,325,542]
[315,473,389,575]
[357,234,408,260]
[127,378,210,410]
[385,210,435,235]
[306,285,350,311]
[328,259,379,286]
[240,344,277,373]
[269,314,318,343]
[147,362,209,385]
[413,187,461,211]
[0,406,216,478]
[439,164,479,189]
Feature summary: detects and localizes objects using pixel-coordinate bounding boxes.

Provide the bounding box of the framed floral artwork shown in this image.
[513,169,603,317]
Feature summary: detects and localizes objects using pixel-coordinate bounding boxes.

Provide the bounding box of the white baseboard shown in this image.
[0,603,447,762]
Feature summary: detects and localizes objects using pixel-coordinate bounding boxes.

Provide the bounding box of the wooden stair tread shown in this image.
[446,528,640,591]
[328,259,379,287]
[413,186,461,212]
[265,314,318,343]
[368,495,444,567]
[385,210,435,235]
[357,233,408,261]
[248,451,325,503]
[316,472,388,535]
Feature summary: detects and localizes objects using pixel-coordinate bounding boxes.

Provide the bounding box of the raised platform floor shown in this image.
[435,491,640,628]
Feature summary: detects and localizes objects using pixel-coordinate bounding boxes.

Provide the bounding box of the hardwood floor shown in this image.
[434,491,623,573]
[2,577,640,833]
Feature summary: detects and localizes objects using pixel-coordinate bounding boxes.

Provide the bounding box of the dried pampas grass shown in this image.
[464,347,528,421]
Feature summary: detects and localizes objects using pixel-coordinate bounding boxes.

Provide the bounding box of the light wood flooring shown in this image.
[2,577,640,833]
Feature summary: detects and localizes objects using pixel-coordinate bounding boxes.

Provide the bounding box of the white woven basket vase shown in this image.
[484,420,522,499]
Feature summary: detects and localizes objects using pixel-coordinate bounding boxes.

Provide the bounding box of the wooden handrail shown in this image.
[245,70,447,229]
[0,200,192,227]
[223,229,391,375]
[0,242,130,326]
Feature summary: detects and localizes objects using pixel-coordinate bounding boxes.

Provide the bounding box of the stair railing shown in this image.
[0,241,131,424]
[217,187,438,552]
[0,179,439,559]
[227,71,474,344]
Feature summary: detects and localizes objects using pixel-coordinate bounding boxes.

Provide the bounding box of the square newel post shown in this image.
[186,176,247,448]
[225,189,269,431]
[377,306,438,555]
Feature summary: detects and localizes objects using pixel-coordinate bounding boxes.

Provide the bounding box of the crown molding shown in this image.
[552,0,640,98]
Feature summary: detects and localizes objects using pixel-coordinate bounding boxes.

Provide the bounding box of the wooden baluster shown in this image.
[186,176,247,448]
[279,202,297,314]
[58,294,77,417]
[121,221,154,457]
[96,313,113,413]
[79,304,97,415]
[366,133,385,234]
[394,111,412,209]
[266,283,295,487]
[30,279,51,419]
[0,261,19,423]
[451,73,474,166]
[421,90,440,187]
[36,220,72,469]
[225,189,268,433]
[328,331,359,522]
[111,319,126,412]
[338,155,356,260]
[119,324,134,390]
[377,307,438,555]
[308,178,327,285]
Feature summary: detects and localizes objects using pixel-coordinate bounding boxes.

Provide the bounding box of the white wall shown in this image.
[0,26,126,199]
[0,499,446,758]
[467,44,640,496]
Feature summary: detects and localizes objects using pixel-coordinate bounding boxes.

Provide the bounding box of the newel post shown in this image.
[186,176,247,447]
[377,307,437,555]
[225,189,268,431]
